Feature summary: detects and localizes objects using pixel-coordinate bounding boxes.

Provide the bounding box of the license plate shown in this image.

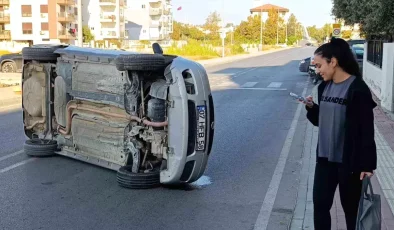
[196,105,206,151]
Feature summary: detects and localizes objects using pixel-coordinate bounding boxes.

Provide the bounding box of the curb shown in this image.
[0,96,21,109]
[197,47,296,68]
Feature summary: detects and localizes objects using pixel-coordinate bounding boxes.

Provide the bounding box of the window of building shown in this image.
[142,5,145,8]
[41,23,49,31]
[143,30,146,33]
[40,5,48,13]
[22,22,33,34]
[21,5,32,17]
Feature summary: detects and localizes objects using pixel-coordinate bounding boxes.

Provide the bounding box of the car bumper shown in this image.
[160,57,214,184]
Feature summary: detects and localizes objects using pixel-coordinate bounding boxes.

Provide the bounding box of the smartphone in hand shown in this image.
[289,92,313,106]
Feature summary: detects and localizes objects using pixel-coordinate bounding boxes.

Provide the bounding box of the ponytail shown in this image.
[314,38,362,78]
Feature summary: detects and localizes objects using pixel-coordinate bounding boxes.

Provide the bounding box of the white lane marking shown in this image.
[253,78,309,230]
[241,82,258,88]
[0,150,24,162]
[267,82,282,88]
[0,158,36,174]
[230,88,287,91]
[232,67,258,78]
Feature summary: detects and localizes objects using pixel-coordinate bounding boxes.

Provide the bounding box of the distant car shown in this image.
[299,57,311,72]
[347,39,365,72]
[0,52,23,73]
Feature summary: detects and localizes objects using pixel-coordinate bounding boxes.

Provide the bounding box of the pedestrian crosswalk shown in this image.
[210,79,287,91]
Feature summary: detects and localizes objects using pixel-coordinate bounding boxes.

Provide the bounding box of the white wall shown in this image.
[363,42,394,111]
[9,0,50,44]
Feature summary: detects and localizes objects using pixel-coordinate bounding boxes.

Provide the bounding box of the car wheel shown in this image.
[22,45,67,61]
[1,61,16,73]
[115,54,166,71]
[24,139,58,157]
[116,165,161,189]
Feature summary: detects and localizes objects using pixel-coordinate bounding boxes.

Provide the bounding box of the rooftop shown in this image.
[250,4,289,13]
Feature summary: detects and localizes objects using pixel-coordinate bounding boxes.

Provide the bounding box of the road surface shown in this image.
[0,47,317,230]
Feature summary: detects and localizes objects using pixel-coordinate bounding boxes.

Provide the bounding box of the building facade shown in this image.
[82,0,126,41]
[250,3,290,22]
[8,0,78,45]
[124,0,173,41]
[0,0,11,41]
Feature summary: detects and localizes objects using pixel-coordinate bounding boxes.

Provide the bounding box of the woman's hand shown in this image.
[360,172,374,180]
[299,96,314,108]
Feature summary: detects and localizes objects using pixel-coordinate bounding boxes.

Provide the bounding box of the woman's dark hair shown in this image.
[314,37,362,77]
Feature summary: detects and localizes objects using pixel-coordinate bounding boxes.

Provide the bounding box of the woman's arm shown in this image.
[306,103,319,126]
[357,91,377,173]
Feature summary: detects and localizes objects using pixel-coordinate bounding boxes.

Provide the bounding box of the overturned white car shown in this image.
[21,44,215,189]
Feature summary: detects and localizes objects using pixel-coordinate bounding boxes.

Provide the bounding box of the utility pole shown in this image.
[276,8,279,45]
[259,6,262,50]
[77,0,83,47]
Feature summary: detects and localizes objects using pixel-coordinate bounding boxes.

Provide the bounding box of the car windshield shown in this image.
[350,43,364,55]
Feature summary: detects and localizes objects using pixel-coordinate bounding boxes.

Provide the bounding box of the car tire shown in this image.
[1,61,16,73]
[116,165,161,189]
[115,54,166,71]
[22,45,67,61]
[24,139,58,157]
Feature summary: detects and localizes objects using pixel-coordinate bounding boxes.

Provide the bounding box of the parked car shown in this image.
[21,44,215,189]
[347,39,365,72]
[299,57,311,72]
[0,52,23,73]
[308,56,323,84]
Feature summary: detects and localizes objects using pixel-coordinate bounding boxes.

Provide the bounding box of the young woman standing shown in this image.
[301,38,377,230]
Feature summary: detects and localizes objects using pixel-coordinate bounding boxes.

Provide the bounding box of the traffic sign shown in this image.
[332,23,341,37]
[220,32,226,39]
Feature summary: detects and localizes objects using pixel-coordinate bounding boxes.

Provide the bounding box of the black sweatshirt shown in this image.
[306,77,377,173]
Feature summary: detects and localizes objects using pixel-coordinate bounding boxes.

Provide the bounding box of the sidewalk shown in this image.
[290,85,394,230]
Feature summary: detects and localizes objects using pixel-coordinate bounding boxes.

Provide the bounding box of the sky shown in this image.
[171,0,335,28]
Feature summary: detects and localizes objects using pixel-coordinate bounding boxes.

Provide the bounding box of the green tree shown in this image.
[82,25,94,43]
[332,0,394,38]
[234,15,262,43]
[287,14,298,38]
[171,21,182,40]
[203,11,221,40]
[342,30,353,39]
[264,8,285,45]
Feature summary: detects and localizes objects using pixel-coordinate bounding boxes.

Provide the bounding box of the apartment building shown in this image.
[0,0,10,41]
[124,0,173,41]
[9,0,78,45]
[82,0,126,41]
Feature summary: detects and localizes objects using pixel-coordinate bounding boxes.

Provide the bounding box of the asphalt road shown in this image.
[0,47,317,230]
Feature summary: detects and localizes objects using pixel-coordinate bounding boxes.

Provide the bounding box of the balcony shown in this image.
[58,12,76,22]
[57,0,76,6]
[99,0,116,6]
[0,12,10,22]
[0,0,9,6]
[58,30,76,40]
[0,30,10,39]
[100,14,116,22]
[101,30,117,38]
[150,20,160,28]
[149,8,162,16]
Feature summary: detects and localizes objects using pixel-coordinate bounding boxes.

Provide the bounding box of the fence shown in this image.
[367,40,384,68]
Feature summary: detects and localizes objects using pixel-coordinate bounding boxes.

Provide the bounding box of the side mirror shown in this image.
[152,43,163,54]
